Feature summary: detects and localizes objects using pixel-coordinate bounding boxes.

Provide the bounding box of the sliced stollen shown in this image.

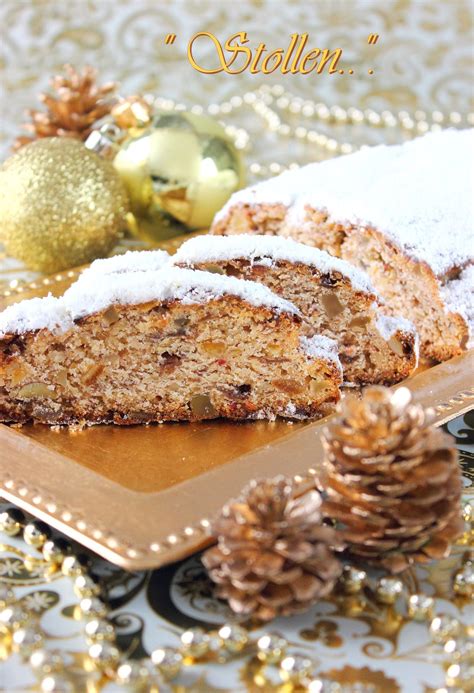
[0,267,342,425]
[75,248,170,283]
[173,234,418,385]
[211,129,474,361]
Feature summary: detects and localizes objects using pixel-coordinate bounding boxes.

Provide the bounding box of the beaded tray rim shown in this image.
[0,270,473,570]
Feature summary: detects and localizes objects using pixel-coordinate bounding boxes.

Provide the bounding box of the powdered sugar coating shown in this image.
[0,267,299,338]
[441,265,474,340]
[376,314,420,363]
[173,233,375,295]
[300,334,342,375]
[78,249,170,281]
[0,295,73,337]
[216,130,474,277]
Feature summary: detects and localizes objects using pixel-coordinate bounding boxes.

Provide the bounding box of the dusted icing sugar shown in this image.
[216,130,474,277]
[440,265,474,337]
[300,335,342,374]
[0,267,299,338]
[173,233,375,294]
[78,249,170,280]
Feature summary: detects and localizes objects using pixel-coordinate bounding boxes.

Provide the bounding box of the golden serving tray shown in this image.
[1,264,473,570]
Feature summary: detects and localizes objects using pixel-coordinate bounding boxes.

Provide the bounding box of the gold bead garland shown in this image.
[0,505,473,691]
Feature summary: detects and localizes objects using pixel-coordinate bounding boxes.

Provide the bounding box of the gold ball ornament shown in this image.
[112,110,244,241]
[0,138,129,273]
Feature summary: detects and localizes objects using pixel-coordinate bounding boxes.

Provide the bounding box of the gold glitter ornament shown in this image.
[0,138,129,273]
[112,110,244,241]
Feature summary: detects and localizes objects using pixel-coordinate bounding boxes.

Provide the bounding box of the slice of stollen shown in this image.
[0,267,342,425]
[173,234,419,385]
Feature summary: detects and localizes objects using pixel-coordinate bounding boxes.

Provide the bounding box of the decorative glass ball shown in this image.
[150,646,183,680]
[23,521,50,548]
[113,111,244,241]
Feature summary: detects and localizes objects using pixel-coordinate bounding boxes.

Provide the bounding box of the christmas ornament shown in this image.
[13,65,117,151]
[0,138,129,273]
[322,386,464,573]
[111,110,244,240]
[202,475,343,621]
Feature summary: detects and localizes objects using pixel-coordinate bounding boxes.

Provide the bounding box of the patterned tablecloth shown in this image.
[0,2,473,691]
[0,415,473,692]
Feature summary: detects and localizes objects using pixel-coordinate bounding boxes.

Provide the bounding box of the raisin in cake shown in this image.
[212,129,474,361]
[173,234,418,385]
[0,267,342,425]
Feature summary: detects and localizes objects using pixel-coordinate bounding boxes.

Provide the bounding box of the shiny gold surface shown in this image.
[0,139,129,273]
[22,419,305,493]
[114,111,244,239]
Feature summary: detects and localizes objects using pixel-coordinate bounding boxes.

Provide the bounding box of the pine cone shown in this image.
[202,476,343,621]
[322,386,464,574]
[13,65,117,151]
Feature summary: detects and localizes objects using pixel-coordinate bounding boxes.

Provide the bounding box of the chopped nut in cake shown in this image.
[173,234,418,385]
[0,268,342,425]
[211,129,473,361]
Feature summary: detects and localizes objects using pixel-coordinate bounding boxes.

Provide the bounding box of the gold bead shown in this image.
[408,594,435,621]
[61,555,88,577]
[115,660,151,686]
[42,539,70,565]
[462,500,473,523]
[40,674,74,692]
[339,566,367,594]
[180,627,210,658]
[0,508,24,536]
[375,577,404,604]
[87,641,121,671]
[12,626,44,657]
[0,585,15,609]
[30,649,65,674]
[23,521,50,548]
[0,605,29,630]
[151,646,183,680]
[218,624,249,653]
[279,653,314,683]
[453,563,473,598]
[444,638,474,661]
[79,597,108,619]
[257,633,287,664]
[84,618,116,644]
[430,614,461,643]
[74,575,101,599]
[445,661,474,688]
